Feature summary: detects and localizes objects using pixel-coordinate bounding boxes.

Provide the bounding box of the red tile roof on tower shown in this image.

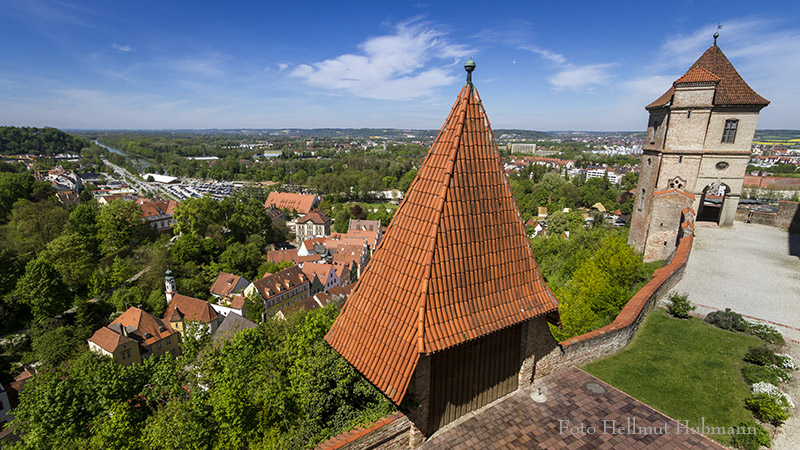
[165,294,219,324]
[647,44,770,109]
[325,77,559,404]
[264,192,318,214]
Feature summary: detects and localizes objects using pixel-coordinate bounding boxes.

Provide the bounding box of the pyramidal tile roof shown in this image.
[647,44,769,109]
[325,76,559,404]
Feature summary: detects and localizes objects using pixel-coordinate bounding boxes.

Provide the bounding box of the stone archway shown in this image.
[697,181,730,224]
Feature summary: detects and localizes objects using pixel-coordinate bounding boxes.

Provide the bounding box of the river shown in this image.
[93,140,154,171]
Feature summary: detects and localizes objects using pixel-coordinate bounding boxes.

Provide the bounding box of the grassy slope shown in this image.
[583,309,762,444]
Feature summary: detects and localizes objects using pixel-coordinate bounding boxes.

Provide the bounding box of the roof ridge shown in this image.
[415,85,471,354]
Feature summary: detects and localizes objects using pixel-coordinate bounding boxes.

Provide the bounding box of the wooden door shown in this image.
[428,325,521,432]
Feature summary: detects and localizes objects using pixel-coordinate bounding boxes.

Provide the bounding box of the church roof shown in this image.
[647,44,769,109]
[325,74,559,404]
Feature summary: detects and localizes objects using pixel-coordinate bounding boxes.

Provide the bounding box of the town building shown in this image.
[629,36,769,262]
[301,262,340,295]
[137,198,179,232]
[244,265,311,311]
[263,192,319,215]
[295,209,332,242]
[325,60,559,438]
[209,272,250,300]
[348,219,382,232]
[165,293,221,336]
[88,306,181,364]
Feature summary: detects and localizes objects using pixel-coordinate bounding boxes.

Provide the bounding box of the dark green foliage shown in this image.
[12,258,73,322]
[729,420,771,450]
[741,363,789,385]
[544,229,651,341]
[705,308,748,332]
[242,292,264,323]
[744,346,783,367]
[747,323,785,345]
[30,322,82,368]
[745,392,791,426]
[666,292,695,319]
[0,126,92,156]
[0,172,35,223]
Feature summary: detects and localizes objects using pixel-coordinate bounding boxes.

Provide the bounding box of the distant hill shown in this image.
[0,126,93,155]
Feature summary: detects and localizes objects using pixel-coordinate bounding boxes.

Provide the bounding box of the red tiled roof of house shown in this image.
[209,272,246,297]
[264,192,317,214]
[297,209,331,224]
[325,81,559,404]
[330,230,380,248]
[112,306,177,346]
[647,44,769,109]
[267,248,298,263]
[89,326,135,353]
[230,294,245,310]
[165,294,219,324]
[251,266,309,300]
[301,262,336,286]
[139,200,171,219]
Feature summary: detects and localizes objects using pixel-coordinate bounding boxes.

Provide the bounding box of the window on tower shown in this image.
[722,119,738,143]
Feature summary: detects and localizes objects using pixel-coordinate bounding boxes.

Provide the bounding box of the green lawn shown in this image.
[583,309,762,444]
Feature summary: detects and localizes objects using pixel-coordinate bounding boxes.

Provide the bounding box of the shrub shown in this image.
[745,346,782,366]
[745,392,792,426]
[705,308,748,331]
[730,420,771,450]
[747,322,785,345]
[666,292,695,319]
[742,363,790,385]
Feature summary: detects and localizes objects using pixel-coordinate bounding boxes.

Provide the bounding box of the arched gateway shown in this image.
[325,60,560,437]
[628,34,770,262]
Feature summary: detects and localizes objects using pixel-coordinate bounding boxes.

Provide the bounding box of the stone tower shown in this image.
[164,269,177,304]
[629,37,769,262]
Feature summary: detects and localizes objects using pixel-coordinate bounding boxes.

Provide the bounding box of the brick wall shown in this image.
[735,201,800,233]
[315,413,412,450]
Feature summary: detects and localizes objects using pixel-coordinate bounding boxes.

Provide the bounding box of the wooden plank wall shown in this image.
[429,325,521,432]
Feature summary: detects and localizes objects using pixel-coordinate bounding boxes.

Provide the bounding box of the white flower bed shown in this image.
[777,353,798,371]
[751,382,795,410]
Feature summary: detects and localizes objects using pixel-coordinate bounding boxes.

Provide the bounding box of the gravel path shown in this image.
[773,343,800,450]
[671,222,800,343]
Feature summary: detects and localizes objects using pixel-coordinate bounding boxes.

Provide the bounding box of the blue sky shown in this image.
[1,0,798,131]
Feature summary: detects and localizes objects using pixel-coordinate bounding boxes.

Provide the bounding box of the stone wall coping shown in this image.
[315,412,406,450]
[560,235,693,348]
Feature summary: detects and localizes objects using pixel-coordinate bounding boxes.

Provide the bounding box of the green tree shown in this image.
[4,199,69,254]
[173,197,221,237]
[40,232,98,291]
[98,200,144,254]
[65,202,100,239]
[12,258,72,321]
[216,241,262,280]
[242,291,263,323]
[31,323,82,367]
[0,171,34,223]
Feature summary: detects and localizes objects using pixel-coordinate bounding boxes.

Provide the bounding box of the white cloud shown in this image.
[549,63,616,92]
[519,45,566,65]
[112,43,133,52]
[290,20,471,100]
[276,63,289,71]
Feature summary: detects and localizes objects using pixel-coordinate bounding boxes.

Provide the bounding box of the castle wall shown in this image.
[704,110,760,153]
[664,109,711,152]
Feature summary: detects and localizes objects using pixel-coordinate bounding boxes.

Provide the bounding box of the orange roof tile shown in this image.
[349,219,382,232]
[301,262,337,286]
[251,266,309,300]
[326,79,559,404]
[111,306,177,346]
[264,192,318,214]
[89,326,135,353]
[165,294,219,324]
[647,44,769,109]
[209,272,247,297]
[674,66,720,84]
[297,209,332,224]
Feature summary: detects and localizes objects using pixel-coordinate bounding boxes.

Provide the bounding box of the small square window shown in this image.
[722,119,738,143]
